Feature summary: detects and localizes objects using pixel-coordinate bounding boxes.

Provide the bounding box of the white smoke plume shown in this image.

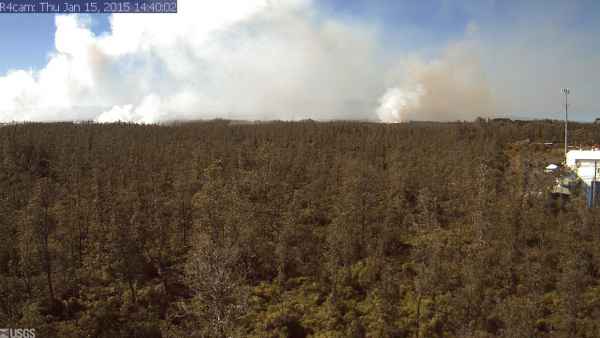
[376,42,495,122]
[0,0,496,123]
[377,86,424,123]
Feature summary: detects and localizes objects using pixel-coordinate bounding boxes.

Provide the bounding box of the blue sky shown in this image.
[0,15,55,73]
[319,0,473,37]
[0,14,110,74]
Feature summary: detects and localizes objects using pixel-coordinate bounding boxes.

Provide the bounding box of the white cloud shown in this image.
[0,0,497,123]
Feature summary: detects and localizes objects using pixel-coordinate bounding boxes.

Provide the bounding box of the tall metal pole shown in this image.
[594,160,597,207]
[562,88,570,157]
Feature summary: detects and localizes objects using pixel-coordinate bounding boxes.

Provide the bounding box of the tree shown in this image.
[183,233,248,338]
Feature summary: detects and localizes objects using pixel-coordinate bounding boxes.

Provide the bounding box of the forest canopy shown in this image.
[2,120,600,337]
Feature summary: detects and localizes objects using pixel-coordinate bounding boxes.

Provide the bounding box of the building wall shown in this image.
[574,160,600,184]
[566,151,600,207]
[572,160,600,207]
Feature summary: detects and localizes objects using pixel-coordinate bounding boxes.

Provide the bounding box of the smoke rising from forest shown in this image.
[1,0,598,123]
[0,0,496,123]
[376,41,494,122]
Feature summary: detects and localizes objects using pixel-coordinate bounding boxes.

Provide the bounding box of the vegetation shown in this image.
[2,119,600,337]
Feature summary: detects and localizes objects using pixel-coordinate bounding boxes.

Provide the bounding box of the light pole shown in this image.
[562,88,570,157]
[593,160,597,207]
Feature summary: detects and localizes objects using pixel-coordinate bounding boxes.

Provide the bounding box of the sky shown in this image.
[0,0,599,123]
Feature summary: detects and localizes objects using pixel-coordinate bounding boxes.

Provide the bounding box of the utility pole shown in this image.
[594,160,598,208]
[562,88,570,158]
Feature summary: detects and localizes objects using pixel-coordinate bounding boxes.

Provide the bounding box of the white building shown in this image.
[566,150,600,206]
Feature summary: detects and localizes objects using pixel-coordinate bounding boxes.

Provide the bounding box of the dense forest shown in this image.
[2,119,600,338]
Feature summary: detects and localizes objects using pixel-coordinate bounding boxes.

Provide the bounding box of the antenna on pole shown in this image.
[562,88,570,158]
